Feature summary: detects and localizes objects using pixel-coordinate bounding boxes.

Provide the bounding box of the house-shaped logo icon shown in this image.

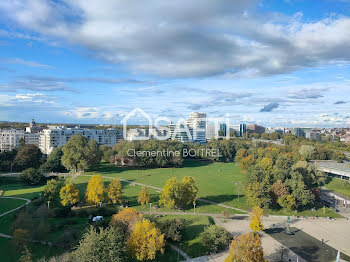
[120,107,153,140]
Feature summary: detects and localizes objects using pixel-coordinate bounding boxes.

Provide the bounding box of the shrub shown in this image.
[20,168,43,185]
[158,218,185,242]
[200,225,232,253]
[52,206,72,218]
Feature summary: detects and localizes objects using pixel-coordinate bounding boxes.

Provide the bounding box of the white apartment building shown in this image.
[0,129,24,152]
[40,126,123,154]
[186,112,206,144]
[168,123,193,143]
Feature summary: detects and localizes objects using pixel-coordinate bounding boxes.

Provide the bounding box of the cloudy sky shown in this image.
[0,0,349,127]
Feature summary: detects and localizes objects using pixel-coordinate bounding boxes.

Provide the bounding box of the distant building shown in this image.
[0,129,24,152]
[24,118,43,147]
[239,124,247,137]
[247,124,265,134]
[168,123,193,143]
[39,126,123,155]
[206,124,217,140]
[305,130,321,141]
[186,112,206,144]
[219,123,227,137]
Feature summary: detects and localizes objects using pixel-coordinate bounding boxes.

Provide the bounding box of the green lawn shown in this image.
[0,198,26,214]
[86,160,246,209]
[0,177,44,199]
[151,215,215,258]
[325,177,350,198]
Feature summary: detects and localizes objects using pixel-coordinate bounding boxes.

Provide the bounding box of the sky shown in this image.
[0,0,349,127]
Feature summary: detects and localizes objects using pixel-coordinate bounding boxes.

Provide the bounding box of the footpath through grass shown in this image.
[0,198,26,214]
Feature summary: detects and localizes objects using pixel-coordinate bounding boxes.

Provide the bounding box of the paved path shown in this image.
[0,196,31,217]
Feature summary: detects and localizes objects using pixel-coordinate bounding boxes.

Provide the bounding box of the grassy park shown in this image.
[0,159,344,261]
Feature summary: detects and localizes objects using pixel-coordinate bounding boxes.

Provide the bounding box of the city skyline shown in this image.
[0,0,350,127]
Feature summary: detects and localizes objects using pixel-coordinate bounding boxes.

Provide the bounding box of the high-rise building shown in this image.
[239,124,247,137]
[168,123,193,143]
[186,112,206,144]
[247,124,265,134]
[39,126,123,154]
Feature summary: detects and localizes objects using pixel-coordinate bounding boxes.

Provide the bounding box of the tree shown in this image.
[239,155,255,171]
[85,174,105,205]
[259,157,273,171]
[137,186,151,206]
[298,145,315,161]
[159,177,198,208]
[60,183,80,206]
[43,178,65,204]
[278,194,296,211]
[158,218,185,242]
[270,180,289,204]
[40,147,66,173]
[127,218,165,261]
[18,246,32,262]
[73,226,127,262]
[225,233,267,262]
[20,168,43,185]
[107,178,122,204]
[200,225,232,253]
[110,208,142,232]
[14,144,42,171]
[249,206,264,233]
[235,148,247,162]
[245,182,271,208]
[180,176,198,206]
[159,177,182,208]
[61,135,101,172]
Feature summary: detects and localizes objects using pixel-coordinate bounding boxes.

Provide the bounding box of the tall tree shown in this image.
[127,219,165,261]
[43,177,65,204]
[40,147,66,173]
[61,135,101,172]
[85,174,105,205]
[180,176,198,206]
[20,168,43,185]
[225,233,267,262]
[60,183,80,206]
[15,144,42,171]
[107,178,122,204]
[73,226,127,262]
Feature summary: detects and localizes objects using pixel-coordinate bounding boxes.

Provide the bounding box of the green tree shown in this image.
[20,168,42,185]
[200,225,232,253]
[43,177,65,204]
[40,147,66,173]
[107,178,122,204]
[159,177,182,208]
[60,183,80,206]
[73,226,127,262]
[278,194,296,211]
[180,176,198,206]
[158,218,185,242]
[245,182,271,208]
[15,144,42,171]
[239,155,255,171]
[61,135,101,172]
[298,145,315,161]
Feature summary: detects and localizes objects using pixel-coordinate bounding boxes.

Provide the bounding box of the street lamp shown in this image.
[193,200,196,215]
[10,163,14,175]
[99,201,102,208]
[47,200,50,209]
[150,203,152,213]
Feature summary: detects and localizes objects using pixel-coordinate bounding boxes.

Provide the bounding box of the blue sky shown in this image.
[0,0,349,127]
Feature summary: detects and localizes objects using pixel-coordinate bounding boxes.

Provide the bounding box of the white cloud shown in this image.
[1,0,350,77]
[4,58,54,68]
